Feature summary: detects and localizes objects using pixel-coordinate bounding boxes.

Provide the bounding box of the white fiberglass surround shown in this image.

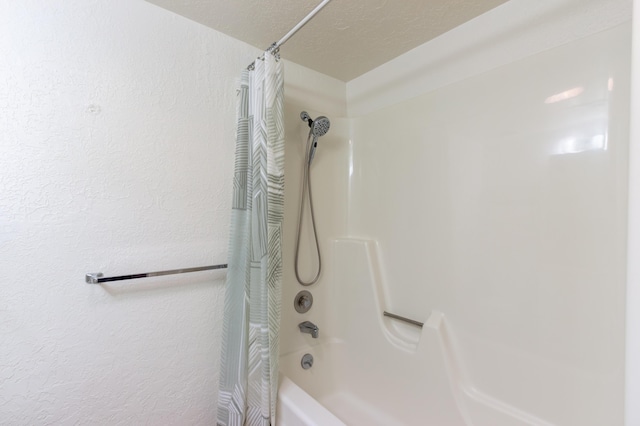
[627,1,640,425]
[279,0,632,425]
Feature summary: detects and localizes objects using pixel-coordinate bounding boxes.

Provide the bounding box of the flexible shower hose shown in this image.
[294,129,322,285]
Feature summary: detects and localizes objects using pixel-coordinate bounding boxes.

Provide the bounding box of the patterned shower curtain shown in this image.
[217,52,284,426]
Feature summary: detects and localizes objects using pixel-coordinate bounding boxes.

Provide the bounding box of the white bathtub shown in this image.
[276,374,345,426]
[277,240,563,425]
[278,340,427,426]
[278,331,556,426]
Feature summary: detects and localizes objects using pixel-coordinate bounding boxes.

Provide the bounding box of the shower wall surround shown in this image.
[345,18,629,426]
[346,0,632,117]
[279,66,349,356]
[278,0,631,425]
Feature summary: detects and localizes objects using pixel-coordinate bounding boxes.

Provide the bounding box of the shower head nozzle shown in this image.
[300,111,331,165]
[300,111,330,137]
[311,116,330,137]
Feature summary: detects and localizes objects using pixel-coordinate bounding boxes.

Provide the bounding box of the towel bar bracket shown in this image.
[85,273,104,284]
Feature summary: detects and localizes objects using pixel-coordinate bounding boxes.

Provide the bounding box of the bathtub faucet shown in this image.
[298,321,319,338]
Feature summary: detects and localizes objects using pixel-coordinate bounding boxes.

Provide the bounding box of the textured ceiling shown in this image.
[145,0,510,81]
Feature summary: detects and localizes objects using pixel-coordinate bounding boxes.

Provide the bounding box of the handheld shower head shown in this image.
[312,116,330,137]
[300,112,331,165]
[296,111,332,286]
[300,112,331,137]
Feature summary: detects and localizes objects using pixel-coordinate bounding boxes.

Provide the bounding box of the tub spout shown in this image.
[298,321,319,338]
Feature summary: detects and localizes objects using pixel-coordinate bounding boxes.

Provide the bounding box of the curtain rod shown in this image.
[247,0,333,70]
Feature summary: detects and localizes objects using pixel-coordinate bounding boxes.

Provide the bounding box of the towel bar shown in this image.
[85,264,227,284]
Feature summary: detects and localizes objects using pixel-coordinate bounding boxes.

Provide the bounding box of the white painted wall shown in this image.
[0,1,348,422]
[0,1,263,423]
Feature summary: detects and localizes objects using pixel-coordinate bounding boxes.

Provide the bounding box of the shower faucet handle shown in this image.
[294,290,313,313]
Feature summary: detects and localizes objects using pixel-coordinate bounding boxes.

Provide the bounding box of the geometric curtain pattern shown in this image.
[217,52,285,426]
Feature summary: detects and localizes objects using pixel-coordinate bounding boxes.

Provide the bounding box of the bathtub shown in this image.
[278,326,556,426]
[276,374,345,426]
[277,339,430,426]
[277,239,566,425]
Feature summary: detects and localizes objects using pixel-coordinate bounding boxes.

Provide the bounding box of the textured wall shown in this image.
[0,1,261,423]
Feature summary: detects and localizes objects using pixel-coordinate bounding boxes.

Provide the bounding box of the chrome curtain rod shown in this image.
[247,0,333,70]
[85,264,227,284]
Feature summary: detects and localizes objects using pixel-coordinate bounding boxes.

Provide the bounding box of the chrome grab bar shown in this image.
[383,311,424,327]
[85,264,227,284]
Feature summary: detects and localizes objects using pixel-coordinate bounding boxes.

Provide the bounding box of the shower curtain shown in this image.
[217,53,284,426]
